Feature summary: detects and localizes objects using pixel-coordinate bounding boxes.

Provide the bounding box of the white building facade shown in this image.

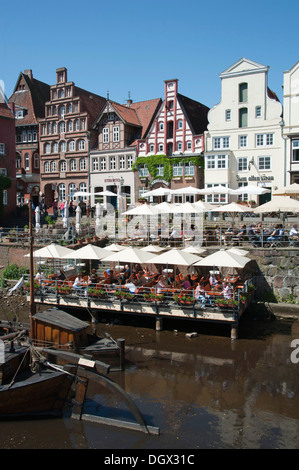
[204,58,284,204]
[282,60,299,185]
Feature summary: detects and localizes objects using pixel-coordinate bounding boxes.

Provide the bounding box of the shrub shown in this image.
[2,264,29,280]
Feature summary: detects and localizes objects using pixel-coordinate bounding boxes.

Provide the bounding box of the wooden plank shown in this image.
[81,413,160,435]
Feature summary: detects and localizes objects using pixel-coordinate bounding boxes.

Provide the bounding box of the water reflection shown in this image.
[0,317,298,449]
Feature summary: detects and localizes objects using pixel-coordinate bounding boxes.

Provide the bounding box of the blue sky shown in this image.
[1,0,299,108]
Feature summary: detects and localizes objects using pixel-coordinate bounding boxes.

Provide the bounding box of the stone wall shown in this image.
[249,248,299,303]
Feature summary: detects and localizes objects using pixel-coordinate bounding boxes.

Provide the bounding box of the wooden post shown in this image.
[72,375,89,420]
[29,199,35,337]
[117,338,125,371]
[155,315,163,332]
[231,323,238,340]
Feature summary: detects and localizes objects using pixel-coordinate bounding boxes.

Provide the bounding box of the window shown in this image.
[16,155,21,169]
[206,183,229,204]
[69,183,76,200]
[186,141,192,150]
[60,105,66,117]
[127,155,133,169]
[70,159,77,171]
[256,106,262,118]
[158,144,164,152]
[238,157,248,172]
[185,162,195,176]
[100,157,106,171]
[68,104,72,113]
[68,140,75,151]
[22,130,27,142]
[75,119,80,131]
[138,165,149,178]
[225,109,231,121]
[177,141,182,151]
[0,143,5,155]
[68,121,73,132]
[45,143,51,154]
[168,100,174,109]
[25,153,30,170]
[157,164,164,177]
[178,119,183,129]
[239,135,247,148]
[159,122,164,131]
[206,154,230,169]
[33,153,39,169]
[238,182,248,201]
[149,144,154,152]
[113,126,119,142]
[239,83,248,102]
[52,123,56,135]
[92,158,99,171]
[292,140,299,162]
[59,121,66,134]
[58,183,66,201]
[239,108,248,128]
[44,162,50,173]
[256,133,273,146]
[173,163,183,177]
[103,128,109,143]
[16,109,24,119]
[27,130,32,142]
[81,119,86,130]
[119,156,125,169]
[79,158,86,170]
[51,161,56,172]
[109,156,116,170]
[60,141,66,152]
[53,142,58,153]
[213,136,230,150]
[79,183,87,199]
[78,139,85,150]
[107,113,114,121]
[3,190,7,206]
[60,161,66,172]
[258,156,271,170]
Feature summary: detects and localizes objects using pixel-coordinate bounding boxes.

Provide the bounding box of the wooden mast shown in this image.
[29,199,35,336]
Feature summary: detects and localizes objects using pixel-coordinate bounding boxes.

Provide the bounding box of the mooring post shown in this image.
[231,323,238,340]
[117,338,125,371]
[155,315,163,332]
[72,375,89,420]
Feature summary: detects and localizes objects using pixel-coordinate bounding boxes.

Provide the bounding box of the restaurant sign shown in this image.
[236,174,274,182]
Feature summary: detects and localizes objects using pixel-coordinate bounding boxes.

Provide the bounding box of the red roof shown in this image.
[0,102,14,120]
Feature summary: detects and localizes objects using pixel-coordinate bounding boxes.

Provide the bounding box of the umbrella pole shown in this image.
[29,199,36,337]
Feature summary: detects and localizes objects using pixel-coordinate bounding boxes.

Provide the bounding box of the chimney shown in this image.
[24,69,33,81]
[126,91,132,107]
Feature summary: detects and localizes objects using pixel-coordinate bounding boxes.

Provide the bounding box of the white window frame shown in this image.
[206,154,230,170]
[138,165,149,178]
[185,162,195,176]
[213,136,230,150]
[60,160,66,172]
[34,153,39,169]
[206,183,229,204]
[103,128,109,143]
[173,163,183,177]
[69,140,75,152]
[256,133,273,147]
[238,157,248,172]
[79,158,86,170]
[113,126,119,142]
[239,135,247,148]
[51,161,57,172]
[92,158,99,171]
[255,106,262,118]
[58,183,66,201]
[225,109,231,121]
[44,162,50,173]
[119,155,125,170]
[100,157,106,171]
[127,155,133,169]
[25,153,30,170]
[78,139,85,150]
[70,159,77,171]
[292,140,299,162]
[0,143,5,155]
[109,156,116,170]
[258,155,271,170]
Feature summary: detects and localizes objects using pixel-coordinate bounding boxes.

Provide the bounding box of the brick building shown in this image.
[38,67,106,210]
[0,93,17,220]
[9,69,50,207]
[134,79,209,202]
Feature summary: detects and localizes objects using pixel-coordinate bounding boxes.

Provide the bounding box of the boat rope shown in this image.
[84,305,118,346]
[7,347,30,389]
[43,361,76,378]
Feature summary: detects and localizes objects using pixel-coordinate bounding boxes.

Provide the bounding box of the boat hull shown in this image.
[0,369,74,419]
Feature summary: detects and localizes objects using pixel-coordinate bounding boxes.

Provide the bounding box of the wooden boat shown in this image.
[0,342,75,419]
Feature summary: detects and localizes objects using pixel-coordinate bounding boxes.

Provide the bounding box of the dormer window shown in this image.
[15,109,24,119]
[107,113,114,121]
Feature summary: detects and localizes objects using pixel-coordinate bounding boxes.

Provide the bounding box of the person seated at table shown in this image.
[73,273,83,293]
[289,224,299,240]
[221,281,232,299]
[266,224,281,242]
[235,224,247,242]
[195,283,211,309]
[143,266,151,278]
[35,268,44,283]
[181,275,192,290]
[223,225,235,244]
[209,274,219,288]
[156,275,167,293]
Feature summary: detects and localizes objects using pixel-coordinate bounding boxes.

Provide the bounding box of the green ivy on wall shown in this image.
[132,154,203,183]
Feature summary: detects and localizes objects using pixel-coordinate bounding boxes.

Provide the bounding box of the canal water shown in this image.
[0,312,299,450]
